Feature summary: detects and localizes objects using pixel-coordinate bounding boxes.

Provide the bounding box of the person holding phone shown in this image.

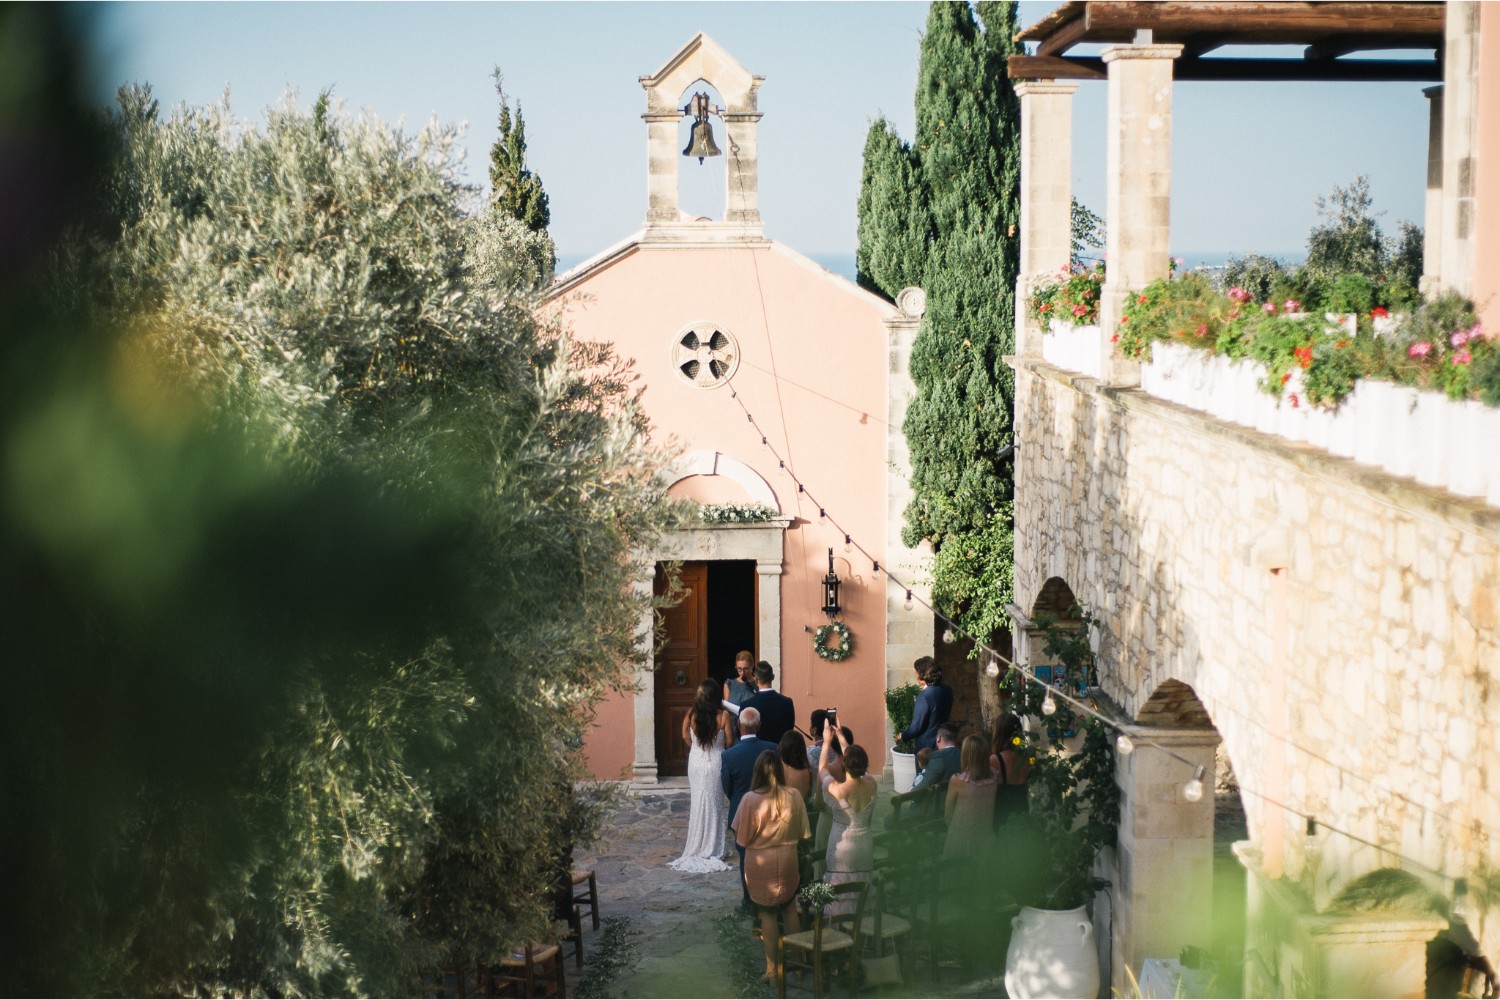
[817,719,876,915]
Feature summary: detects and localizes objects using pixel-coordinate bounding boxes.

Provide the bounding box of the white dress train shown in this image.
[667,730,731,873]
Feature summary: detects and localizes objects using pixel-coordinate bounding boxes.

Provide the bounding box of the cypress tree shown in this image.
[855,116,930,298]
[489,69,551,235]
[897,0,1023,642]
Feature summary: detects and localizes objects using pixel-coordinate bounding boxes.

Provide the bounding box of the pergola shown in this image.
[1007,1,1462,386]
[1013,1,1443,81]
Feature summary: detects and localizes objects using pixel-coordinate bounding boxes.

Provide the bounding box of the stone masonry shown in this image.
[1010,356,1500,995]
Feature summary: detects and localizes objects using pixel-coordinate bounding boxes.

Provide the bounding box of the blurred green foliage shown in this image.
[2,10,673,994]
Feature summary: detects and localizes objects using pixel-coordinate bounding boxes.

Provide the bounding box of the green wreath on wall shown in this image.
[813,621,853,662]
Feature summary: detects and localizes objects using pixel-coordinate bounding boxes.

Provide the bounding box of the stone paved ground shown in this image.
[572,784,745,998]
[568,780,1012,999]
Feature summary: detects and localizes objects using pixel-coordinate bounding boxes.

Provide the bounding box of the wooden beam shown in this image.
[1037,13,1093,58]
[1016,1,1086,43]
[1082,2,1445,41]
[1008,55,1108,81]
[1305,35,1444,59]
[1008,53,1442,82]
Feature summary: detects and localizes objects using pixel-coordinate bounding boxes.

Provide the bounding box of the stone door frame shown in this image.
[630,519,788,783]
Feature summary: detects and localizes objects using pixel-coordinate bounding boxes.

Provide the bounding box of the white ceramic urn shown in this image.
[1004,904,1101,999]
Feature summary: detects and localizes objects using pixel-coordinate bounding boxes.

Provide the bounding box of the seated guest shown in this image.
[944,735,997,858]
[912,721,961,790]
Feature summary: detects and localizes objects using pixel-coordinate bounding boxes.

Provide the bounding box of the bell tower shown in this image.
[639,33,765,242]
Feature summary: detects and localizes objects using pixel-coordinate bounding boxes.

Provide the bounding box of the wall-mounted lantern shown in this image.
[821,548,842,619]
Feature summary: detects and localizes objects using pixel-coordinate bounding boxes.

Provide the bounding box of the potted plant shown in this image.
[884,682,920,793]
[999,612,1119,1000]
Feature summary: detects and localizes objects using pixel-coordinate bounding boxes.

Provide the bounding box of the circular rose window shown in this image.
[671,325,740,389]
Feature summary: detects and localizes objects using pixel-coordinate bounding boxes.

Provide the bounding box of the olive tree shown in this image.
[9,85,670,995]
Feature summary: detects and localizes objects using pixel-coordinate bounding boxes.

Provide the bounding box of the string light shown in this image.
[1041,692,1057,716]
[903,590,914,611]
[1182,766,1206,803]
[721,382,1500,882]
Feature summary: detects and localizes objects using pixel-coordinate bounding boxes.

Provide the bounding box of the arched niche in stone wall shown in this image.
[674,79,728,221]
[1133,677,1214,729]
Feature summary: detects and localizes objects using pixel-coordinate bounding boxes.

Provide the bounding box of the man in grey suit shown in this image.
[719,706,777,913]
[912,721,961,789]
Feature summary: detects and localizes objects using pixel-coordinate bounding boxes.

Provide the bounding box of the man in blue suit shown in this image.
[740,661,796,746]
[720,706,777,913]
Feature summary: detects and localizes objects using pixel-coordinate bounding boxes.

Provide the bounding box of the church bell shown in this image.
[682,92,722,164]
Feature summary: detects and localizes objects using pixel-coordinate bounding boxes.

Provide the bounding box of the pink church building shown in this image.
[547,34,932,783]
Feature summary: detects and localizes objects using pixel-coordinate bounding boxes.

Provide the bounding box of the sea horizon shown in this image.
[556,249,1307,286]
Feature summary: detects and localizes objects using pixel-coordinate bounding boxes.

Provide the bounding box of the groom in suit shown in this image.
[720,706,776,913]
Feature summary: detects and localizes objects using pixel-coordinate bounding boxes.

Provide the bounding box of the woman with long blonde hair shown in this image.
[732,749,810,979]
[944,734,997,857]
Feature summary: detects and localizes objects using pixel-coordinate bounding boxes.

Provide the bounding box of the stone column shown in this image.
[1110,725,1218,996]
[723,112,763,227]
[643,112,681,224]
[1421,86,1444,296]
[1100,43,1182,387]
[1236,843,1447,998]
[1439,1,1481,298]
[1015,81,1079,358]
[884,287,932,707]
[630,570,659,783]
[756,558,783,687]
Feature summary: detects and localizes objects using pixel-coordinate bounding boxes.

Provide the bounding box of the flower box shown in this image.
[1140,344,1500,507]
[1043,319,1107,381]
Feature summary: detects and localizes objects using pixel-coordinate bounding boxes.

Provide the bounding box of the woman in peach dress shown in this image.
[944,735,997,858]
[732,749,811,979]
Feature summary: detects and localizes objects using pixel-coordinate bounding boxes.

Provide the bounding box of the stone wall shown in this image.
[1011,356,1500,987]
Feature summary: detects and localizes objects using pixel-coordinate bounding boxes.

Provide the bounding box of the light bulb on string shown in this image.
[942,628,956,645]
[1116,732,1135,755]
[844,534,852,553]
[1041,692,1057,716]
[1182,766,1206,803]
[903,590,914,611]
[819,508,826,525]
[985,661,1001,678]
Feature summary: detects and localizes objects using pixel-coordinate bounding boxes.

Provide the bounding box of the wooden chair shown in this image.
[559,905,585,968]
[571,869,599,930]
[854,875,915,987]
[777,880,869,999]
[490,942,567,999]
[905,855,977,985]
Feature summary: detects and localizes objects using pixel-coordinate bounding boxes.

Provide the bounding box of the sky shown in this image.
[91,2,1435,266]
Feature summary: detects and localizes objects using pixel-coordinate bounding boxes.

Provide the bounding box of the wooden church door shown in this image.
[654,562,708,777]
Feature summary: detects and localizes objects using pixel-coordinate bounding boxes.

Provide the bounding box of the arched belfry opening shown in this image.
[675,80,728,221]
[639,32,765,242]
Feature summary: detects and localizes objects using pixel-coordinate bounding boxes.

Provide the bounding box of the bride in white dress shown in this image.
[668,679,736,873]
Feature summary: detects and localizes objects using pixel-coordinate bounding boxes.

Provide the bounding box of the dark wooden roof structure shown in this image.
[1010,1,1445,81]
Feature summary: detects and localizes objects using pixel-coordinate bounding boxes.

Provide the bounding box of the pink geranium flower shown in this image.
[1453,349,1473,365]
[1283,299,1301,313]
[1227,287,1251,303]
[1451,330,1470,348]
[1262,302,1277,314]
[1409,341,1432,358]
